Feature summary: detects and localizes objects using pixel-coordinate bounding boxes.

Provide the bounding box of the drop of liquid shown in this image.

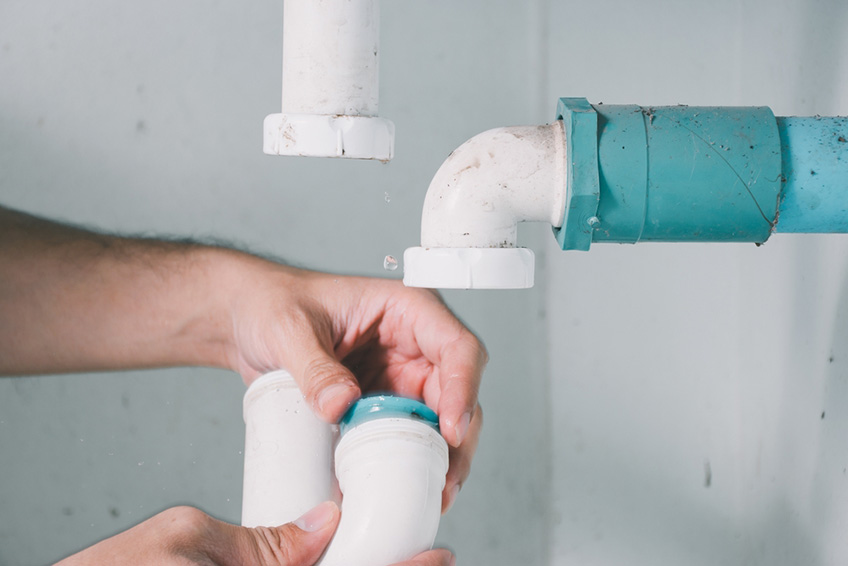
[384,192,391,203]
[383,255,399,271]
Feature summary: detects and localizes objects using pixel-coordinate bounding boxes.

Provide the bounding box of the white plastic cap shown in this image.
[402,247,535,289]
[264,113,395,161]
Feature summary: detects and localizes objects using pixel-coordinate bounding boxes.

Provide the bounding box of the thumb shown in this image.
[245,501,341,566]
[287,333,361,423]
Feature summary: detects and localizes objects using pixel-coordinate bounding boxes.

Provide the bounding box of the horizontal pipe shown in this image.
[775,116,848,232]
[556,99,784,249]
[403,98,848,290]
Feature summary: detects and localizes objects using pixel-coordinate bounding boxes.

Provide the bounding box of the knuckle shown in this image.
[158,506,211,551]
[161,506,209,531]
[252,525,301,565]
[479,341,490,365]
[465,331,488,365]
[457,329,488,366]
[303,357,349,396]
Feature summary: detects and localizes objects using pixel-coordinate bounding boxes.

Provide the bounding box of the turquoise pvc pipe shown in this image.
[554,98,848,250]
[775,116,848,232]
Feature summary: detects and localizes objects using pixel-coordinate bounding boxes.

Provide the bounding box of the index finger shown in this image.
[435,329,487,448]
[406,289,487,448]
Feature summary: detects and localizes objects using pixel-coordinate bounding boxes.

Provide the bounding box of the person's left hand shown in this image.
[56,502,456,566]
[219,259,486,512]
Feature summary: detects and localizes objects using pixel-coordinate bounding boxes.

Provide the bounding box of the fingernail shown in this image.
[317,383,353,415]
[450,553,457,566]
[293,501,337,532]
[454,412,471,445]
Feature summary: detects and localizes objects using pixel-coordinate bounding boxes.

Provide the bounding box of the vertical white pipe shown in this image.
[241,370,338,528]
[265,0,393,159]
[282,0,380,116]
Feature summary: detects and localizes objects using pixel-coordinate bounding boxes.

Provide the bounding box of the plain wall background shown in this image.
[1,1,847,565]
[546,1,848,564]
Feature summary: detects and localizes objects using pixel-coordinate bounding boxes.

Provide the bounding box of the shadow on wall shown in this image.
[811,261,848,562]
[556,392,821,565]
[794,4,848,562]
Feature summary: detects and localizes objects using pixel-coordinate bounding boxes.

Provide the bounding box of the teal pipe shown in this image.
[776,116,848,232]
[553,98,848,250]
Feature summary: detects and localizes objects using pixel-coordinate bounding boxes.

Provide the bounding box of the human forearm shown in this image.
[0,206,237,375]
[1,205,486,510]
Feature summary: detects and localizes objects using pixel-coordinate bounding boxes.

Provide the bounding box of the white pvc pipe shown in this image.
[403,122,567,289]
[241,371,338,528]
[242,373,448,566]
[264,0,394,160]
[282,0,380,116]
[420,122,566,248]
[319,418,448,566]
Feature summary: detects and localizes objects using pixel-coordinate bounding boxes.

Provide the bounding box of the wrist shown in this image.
[205,248,309,375]
[186,245,250,370]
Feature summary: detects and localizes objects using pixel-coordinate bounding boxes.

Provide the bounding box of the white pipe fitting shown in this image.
[241,371,338,528]
[241,371,448,566]
[321,416,447,566]
[264,0,395,160]
[403,122,567,288]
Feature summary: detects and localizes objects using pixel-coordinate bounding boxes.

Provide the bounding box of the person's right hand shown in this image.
[222,264,487,513]
[56,501,455,566]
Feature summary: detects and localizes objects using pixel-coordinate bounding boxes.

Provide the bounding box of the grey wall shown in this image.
[3,1,848,566]
[545,1,848,564]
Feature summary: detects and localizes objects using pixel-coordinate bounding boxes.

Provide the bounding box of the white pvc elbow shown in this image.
[242,371,448,566]
[320,417,447,566]
[264,0,395,160]
[403,122,567,289]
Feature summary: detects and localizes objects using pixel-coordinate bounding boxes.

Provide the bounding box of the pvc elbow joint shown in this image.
[242,371,448,566]
[403,122,567,289]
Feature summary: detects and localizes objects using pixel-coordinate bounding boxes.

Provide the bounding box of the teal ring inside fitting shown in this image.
[339,394,440,436]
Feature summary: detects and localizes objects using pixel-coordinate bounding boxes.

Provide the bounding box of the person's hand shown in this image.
[220,258,486,512]
[56,502,456,566]
[0,206,484,513]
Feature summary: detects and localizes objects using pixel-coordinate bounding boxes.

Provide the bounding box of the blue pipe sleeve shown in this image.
[554,98,848,250]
